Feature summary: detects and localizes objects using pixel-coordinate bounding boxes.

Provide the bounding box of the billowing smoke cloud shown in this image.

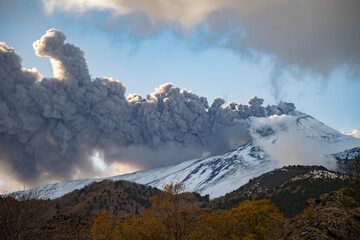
[42,0,360,97]
[0,29,295,188]
[249,114,339,171]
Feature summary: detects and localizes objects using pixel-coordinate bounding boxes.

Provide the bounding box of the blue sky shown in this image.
[1,0,359,132]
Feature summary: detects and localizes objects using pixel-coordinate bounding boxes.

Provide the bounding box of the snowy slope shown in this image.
[15,112,360,200]
[332,147,360,160]
[17,142,277,199]
[111,142,277,198]
[249,114,360,168]
[343,129,360,138]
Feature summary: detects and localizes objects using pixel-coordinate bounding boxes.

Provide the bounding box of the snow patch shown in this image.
[343,129,360,138]
[289,170,347,182]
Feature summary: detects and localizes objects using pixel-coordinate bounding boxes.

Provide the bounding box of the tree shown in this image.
[148,183,200,239]
[91,210,118,240]
[92,182,200,240]
[190,200,284,240]
[91,184,284,240]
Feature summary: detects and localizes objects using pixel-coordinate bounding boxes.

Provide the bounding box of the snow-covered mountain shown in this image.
[24,142,276,199]
[332,147,360,160]
[249,114,360,168]
[343,129,360,138]
[16,112,360,200]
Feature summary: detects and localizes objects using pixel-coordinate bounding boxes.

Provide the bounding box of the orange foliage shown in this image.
[190,199,284,240]
[91,184,284,240]
[92,182,198,240]
[91,210,117,240]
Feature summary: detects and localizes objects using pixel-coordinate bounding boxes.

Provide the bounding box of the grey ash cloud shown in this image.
[0,29,296,187]
[43,0,360,98]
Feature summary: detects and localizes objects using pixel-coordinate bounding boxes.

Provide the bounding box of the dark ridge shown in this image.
[211,165,349,217]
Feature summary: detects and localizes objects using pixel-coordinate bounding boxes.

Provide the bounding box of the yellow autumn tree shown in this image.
[148,182,200,239]
[91,209,118,240]
[190,199,284,240]
[92,182,200,240]
[92,184,284,240]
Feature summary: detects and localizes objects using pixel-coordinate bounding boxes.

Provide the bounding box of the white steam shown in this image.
[249,115,338,170]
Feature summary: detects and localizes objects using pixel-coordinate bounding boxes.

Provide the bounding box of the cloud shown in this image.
[41,0,360,97]
[0,29,296,189]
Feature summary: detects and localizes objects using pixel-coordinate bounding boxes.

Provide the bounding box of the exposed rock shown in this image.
[274,189,360,240]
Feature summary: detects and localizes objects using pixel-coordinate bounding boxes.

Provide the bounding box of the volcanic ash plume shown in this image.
[0,29,296,187]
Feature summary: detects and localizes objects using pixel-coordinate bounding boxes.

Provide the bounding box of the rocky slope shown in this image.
[273,189,360,240]
[20,215,95,240]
